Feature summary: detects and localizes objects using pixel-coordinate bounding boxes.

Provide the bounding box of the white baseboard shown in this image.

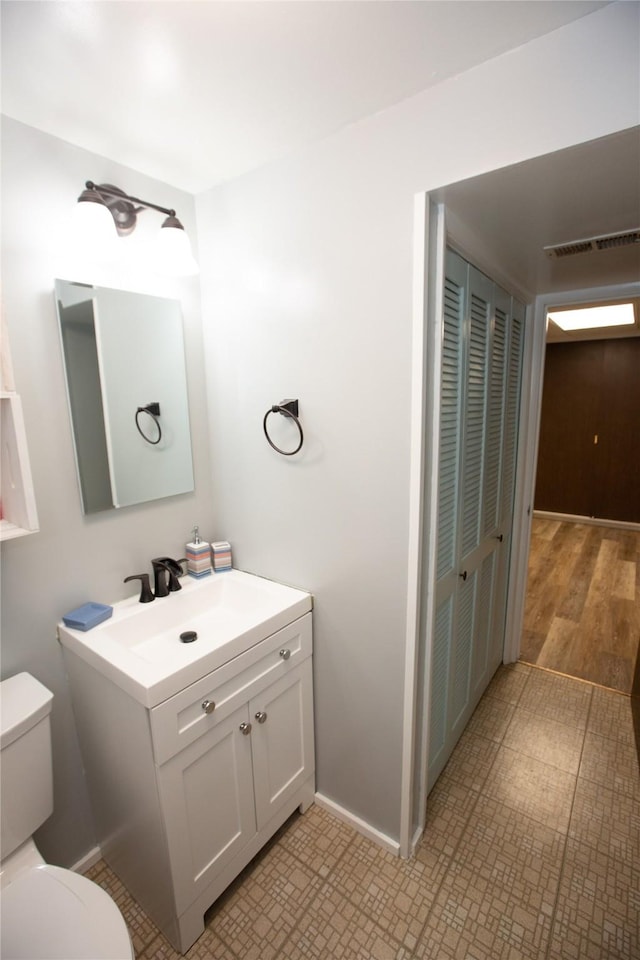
[71,845,102,874]
[72,801,402,875]
[314,793,400,857]
[533,510,640,532]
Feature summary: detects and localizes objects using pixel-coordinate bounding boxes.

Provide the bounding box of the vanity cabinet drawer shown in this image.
[150,613,311,765]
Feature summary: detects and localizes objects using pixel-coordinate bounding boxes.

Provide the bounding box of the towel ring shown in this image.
[263,400,303,456]
[136,403,162,445]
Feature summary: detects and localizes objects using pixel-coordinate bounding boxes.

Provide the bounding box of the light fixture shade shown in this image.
[155,216,199,277]
[548,303,635,331]
[74,193,119,260]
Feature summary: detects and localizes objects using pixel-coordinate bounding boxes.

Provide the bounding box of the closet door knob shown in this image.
[239,722,252,736]
[459,571,468,581]
[202,700,216,715]
[279,648,291,660]
[255,711,268,724]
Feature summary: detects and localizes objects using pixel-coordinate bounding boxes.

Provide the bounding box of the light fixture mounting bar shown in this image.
[85,181,176,218]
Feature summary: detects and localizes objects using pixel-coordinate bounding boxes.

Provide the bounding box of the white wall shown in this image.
[196,3,640,842]
[0,117,215,867]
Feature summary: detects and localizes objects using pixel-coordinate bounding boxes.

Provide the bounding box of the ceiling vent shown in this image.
[544,229,640,259]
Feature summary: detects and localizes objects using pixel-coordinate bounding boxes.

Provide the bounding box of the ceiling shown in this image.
[1,0,608,194]
[2,1,637,329]
[434,127,640,306]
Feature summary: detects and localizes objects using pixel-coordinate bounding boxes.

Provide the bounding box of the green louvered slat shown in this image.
[472,551,496,691]
[436,275,463,580]
[452,570,476,725]
[483,305,507,536]
[461,291,489,557]
[501,310,524,519]
[428,595,453,760]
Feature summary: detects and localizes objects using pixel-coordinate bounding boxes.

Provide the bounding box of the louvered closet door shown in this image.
[491,296,525,664]
[428,251,466,783]
[427,251,524,792]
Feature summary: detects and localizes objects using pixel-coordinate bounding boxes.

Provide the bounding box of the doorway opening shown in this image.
[519,296,640,695]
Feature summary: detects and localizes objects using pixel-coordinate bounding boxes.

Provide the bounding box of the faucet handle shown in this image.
[124,573,155,603]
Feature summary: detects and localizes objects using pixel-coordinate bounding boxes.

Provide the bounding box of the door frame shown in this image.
[504,278,640,667]
[401,194,640,858]
[400,194,534,857]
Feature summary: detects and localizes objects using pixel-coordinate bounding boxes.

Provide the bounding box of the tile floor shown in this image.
[86,663,640,959]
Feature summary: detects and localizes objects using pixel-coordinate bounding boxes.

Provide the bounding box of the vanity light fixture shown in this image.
[75,181,198,276]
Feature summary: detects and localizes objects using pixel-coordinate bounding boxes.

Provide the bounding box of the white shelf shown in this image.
[1,391,39,541]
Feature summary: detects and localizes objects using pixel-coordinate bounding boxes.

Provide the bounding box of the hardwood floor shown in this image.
[520,517,640,694]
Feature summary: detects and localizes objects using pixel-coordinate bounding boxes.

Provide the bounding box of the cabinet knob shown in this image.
[279,648,291,660]
[255,711,268,724]
[201,700,216,715]
[239,721,252,736]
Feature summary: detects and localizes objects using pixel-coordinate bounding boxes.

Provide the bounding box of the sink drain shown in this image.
[179,630,198,643]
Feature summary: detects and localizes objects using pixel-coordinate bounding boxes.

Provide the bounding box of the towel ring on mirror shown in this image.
[136,402,162,445]
[263,399,303,456]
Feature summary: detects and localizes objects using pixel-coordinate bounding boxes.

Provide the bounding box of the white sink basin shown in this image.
[58,570,312,706]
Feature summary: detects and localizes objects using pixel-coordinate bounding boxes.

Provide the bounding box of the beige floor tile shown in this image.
[502,707,585,775]
[420,776,478,864]
[277,882,412,960]
[328,831,439,949]
[208,845,322,959]
[465,694,515,743]
[414,876,546,960]
[485,661,532,705]
[481,746,576,833]
[276,803,356,878]
[460,794,567,884]
[547,839,639,960]
[518,669,592,729]
[85,861,159,956]
[579,730,640,798]
[137,933,184,960]
[185,928,237,960]
[435,727,501,792]
[587,686,637,746]
[120,898,165,958]
[83,667,639,960]
[421,794,565,960]
[568,776,640,865]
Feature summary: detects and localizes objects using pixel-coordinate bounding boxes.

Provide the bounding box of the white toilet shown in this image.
[0,672,134,960]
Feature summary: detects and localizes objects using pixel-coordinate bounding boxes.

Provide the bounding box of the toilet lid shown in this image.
[1,864,134,960]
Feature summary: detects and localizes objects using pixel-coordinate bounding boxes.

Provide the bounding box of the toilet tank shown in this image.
[0,673,54,860]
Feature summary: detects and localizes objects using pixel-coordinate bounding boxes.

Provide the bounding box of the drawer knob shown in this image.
[202,700,216,715]
[255,711,268,724]
[239,721,252,736]
[279,648,291,661]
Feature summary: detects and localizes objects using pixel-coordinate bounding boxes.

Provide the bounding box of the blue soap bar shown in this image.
[62,602,113,631]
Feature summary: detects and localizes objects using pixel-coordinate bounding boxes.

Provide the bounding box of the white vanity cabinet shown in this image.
[153,618,314,924]
[63,608,314,954]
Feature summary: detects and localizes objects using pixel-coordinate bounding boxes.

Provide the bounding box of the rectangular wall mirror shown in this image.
[55,279,195,514]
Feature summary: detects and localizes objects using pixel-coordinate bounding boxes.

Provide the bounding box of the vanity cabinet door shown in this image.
[250,659,315,829]
[158,704,256,915]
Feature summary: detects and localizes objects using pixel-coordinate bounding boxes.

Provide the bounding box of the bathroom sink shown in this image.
[57,570,312,706]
